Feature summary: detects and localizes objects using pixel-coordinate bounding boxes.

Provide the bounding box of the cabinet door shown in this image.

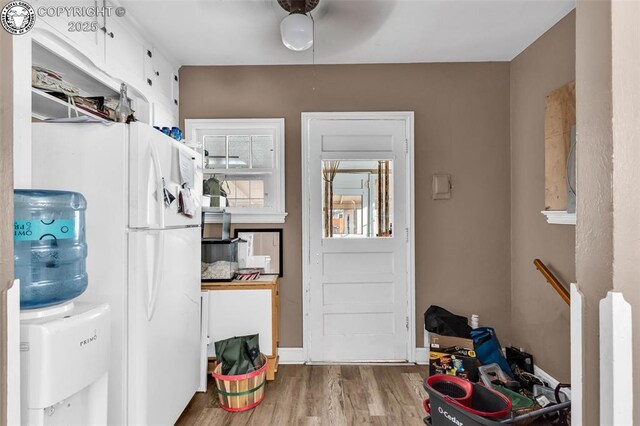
[207,289,273,357]
[152,102,177,128]
[153,50,174,103]
[33,0,104,66]
[103,1,145,88]
[143,48,176,106]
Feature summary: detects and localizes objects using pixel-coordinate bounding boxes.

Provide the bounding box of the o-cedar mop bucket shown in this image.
[426,375,474,406]
[425,379,512,426]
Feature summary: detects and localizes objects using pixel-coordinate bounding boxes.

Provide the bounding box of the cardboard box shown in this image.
[428,332,480,381]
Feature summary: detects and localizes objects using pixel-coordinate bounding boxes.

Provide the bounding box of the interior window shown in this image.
[224,178,266,208]
[187,118,286,224]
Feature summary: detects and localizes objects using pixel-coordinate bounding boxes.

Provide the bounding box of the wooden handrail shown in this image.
[533,259,571,305]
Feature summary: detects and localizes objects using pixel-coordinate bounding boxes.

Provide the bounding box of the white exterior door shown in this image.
[303,113,414,362]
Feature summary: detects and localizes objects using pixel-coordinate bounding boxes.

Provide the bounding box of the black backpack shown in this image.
[424,305,472,338]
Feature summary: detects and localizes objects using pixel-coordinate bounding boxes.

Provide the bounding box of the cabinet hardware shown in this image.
[147,50,152,58]
[101,27,114,38]
[174,99,178,105]
[147,78,153,86]
[174,75,178,82]
[155,71,159,76]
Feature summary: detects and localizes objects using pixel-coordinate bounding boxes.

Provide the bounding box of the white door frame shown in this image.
[301,111,416,362]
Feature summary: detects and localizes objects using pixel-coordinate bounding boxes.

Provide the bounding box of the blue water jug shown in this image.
[14,190,88,309]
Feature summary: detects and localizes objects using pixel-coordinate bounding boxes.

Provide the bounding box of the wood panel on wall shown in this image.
[544,81,576,211]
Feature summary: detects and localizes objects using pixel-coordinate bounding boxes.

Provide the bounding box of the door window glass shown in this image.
[322,160,393,238]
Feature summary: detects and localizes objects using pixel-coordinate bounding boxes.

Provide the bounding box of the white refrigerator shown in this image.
[32,122,203,426]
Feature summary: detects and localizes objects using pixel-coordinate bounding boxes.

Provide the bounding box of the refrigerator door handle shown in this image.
[147,230,165,321]
[150,144,166,229]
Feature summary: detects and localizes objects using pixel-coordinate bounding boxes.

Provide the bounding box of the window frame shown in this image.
[185,118,287,224]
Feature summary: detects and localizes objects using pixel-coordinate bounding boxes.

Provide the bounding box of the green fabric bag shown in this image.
[203,176,227,198]
[215,334,261,376]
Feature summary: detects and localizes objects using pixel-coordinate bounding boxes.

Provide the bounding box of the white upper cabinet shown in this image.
[30,0,180,125]
[153,50,174,104]
[143,46,180,127]
[103,0,145,89]
[152,102,177,129]
[144,47,178,107]
[32,0,105,66]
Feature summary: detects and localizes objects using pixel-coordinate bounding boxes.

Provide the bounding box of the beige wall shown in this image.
[611,2,640,422]
[181,63,512,347]
[576,0,614,421]
[509,12,576,382]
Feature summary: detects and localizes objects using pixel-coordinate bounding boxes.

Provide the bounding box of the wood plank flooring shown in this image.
[176,364,430,426]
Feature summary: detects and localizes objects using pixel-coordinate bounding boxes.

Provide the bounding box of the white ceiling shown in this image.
[120,0,575,66]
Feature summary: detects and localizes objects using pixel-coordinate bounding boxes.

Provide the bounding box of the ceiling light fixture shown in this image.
[281,13,313,51]
[277,0,319,52]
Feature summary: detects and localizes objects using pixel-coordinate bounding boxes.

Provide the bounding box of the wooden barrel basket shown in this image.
[212,354,268,412]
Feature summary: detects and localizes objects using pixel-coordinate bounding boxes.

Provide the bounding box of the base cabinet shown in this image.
[200,275,279,387]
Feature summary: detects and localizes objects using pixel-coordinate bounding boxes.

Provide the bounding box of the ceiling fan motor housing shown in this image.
[277,0,320,14]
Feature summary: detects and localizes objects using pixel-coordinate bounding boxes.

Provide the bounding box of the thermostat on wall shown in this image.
[432,173,452,200]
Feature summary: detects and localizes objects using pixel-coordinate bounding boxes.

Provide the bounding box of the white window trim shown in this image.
[185,118,287,224]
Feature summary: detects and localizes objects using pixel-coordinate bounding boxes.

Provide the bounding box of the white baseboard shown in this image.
[415,347,429,364]
[278,347,306,364]
[279,348,432,365]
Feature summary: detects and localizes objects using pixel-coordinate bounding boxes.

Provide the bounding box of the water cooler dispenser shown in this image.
[15,190,111,425]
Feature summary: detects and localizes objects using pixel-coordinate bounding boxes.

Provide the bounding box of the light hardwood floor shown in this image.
[176,364,430,425]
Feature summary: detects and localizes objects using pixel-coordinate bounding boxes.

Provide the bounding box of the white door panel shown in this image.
[128,227,200,426]
[306,116,410,362]
[129,123,202,229]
